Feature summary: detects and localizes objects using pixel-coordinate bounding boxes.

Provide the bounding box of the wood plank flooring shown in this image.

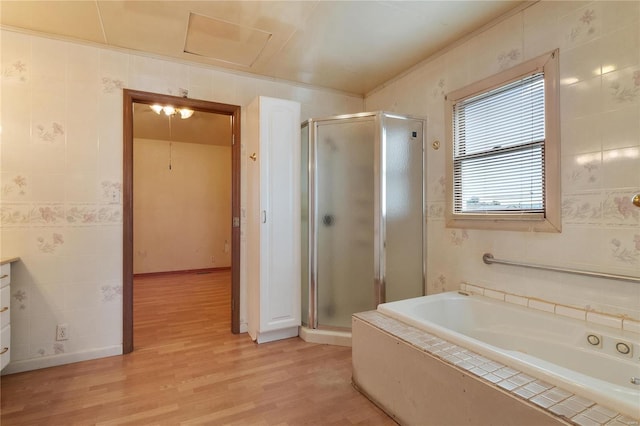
[0,270,395,425]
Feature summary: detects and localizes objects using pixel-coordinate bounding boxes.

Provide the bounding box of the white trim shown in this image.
[254,326,298,344]
[1,345,122,375]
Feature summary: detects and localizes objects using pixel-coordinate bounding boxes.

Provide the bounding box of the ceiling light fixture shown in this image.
[150,104,194,119]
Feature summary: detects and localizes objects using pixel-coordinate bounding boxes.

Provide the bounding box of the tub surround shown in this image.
[376,292,639,419]
[353,311,639,426]
[460,282,640,332]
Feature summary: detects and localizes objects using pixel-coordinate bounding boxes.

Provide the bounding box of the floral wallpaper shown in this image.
[2,176,27,197]
[609,71,640,103]
[1,60,27,81]
[35,122,64,143]
[36,233,64,253]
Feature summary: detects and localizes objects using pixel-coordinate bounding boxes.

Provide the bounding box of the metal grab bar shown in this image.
[482,253,640,284]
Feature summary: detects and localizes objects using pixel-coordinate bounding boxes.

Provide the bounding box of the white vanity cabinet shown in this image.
[0,259,15,371]
[246,96,301,344]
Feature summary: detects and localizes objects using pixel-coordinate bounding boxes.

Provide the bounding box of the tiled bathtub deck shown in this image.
[354,311,639,426]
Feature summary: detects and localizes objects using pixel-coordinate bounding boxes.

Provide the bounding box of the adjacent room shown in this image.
[1,1,638,424]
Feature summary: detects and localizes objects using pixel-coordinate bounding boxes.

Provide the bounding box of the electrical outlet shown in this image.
[56,324,69,341]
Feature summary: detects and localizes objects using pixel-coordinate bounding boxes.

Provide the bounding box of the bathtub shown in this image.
[377,292,640,419]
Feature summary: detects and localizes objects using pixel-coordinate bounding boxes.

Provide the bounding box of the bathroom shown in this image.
[1,0,639,424]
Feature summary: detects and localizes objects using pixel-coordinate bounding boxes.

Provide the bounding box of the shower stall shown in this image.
[301,112,425,332]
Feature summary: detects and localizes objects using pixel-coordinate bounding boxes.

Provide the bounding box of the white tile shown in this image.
[514,387,536,400]
[530,394,556,409]
[494,367,519,380]
[470,366,487,377]
[504,294,528,307]
[614,415,640,425]
[607,420,631,426]
[561,76,602,120]
[572,414,603,426]
[549,402,580,418]
[484,289,505,301]
[583,407,616,423]
[497,379,519,391]
[602,66,640,113]
[456,361,474,371]
[556,305,586,321]
[483,373,501,384]
[601,105,640,151]
[528,299,555,313]
[542,388,572,403]
[465,284,484,296]
[586,312,623,329]
[567,395,596,408]
[622,319,640,334]
[523,381,549,395]
[508,373,535,387]
[592,405,619,419]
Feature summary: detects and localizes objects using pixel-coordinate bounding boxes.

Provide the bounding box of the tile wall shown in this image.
[0,29,363,369]
[365,1,640,320]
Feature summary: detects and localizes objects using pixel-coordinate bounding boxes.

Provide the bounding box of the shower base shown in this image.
[299,326,351,347]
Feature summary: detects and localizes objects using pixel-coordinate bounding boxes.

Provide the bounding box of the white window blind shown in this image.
[453,72,545,215]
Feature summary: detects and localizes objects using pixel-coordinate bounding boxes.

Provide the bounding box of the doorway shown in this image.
[123,89,241,354]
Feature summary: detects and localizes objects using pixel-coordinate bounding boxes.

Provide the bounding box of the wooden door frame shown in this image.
[123,89,241,354]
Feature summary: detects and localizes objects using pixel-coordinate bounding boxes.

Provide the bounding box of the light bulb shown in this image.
[163,106,176,116]
[150,104,163,114]
[179,108,194,119]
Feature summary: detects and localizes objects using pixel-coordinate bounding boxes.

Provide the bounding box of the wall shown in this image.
[133,138,231,274]
[0,29,363,372]
[366,1,640,319]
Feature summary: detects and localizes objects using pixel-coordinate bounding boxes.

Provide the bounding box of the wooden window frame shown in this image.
[444,49,561,232]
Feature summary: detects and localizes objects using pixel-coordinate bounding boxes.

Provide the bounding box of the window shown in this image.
[444,49,560,232]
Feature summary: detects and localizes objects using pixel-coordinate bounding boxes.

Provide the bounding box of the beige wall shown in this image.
[0,28,363,371]
[133,138,231,274]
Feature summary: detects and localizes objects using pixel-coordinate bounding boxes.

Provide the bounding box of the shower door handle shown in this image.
[262,210,267,223]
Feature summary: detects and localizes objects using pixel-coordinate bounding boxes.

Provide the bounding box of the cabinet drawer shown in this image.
[1,324,10,371]
[0,285,9,330]
[0,263,10,288]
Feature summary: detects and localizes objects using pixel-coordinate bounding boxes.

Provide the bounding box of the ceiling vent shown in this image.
[184,12,272,67]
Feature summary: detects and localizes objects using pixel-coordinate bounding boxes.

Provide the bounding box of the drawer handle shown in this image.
[0,275,7,279]
[0,307,7,313]
[0,347,7,355]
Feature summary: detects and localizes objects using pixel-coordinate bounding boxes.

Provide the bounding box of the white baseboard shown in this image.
[255,326,299,344]
[1,345,123,375]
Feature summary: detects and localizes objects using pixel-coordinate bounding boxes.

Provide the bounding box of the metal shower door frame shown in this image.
[304,111,426,330]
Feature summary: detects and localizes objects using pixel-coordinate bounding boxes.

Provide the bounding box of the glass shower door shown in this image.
[382,114,425,302]
[315,118,376,329]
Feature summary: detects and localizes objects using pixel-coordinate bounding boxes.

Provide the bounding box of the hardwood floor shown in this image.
[0,270,395,425]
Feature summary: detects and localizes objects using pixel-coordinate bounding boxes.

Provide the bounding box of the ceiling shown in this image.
[133,103,232,147]
[0,1,525,95]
